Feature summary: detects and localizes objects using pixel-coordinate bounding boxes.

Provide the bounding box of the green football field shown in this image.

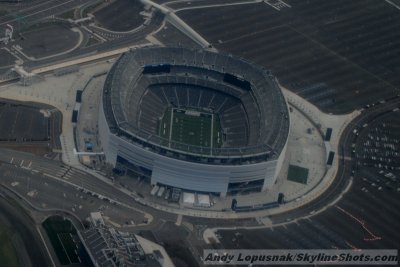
[42,217,80,265]
[159,107,222,149]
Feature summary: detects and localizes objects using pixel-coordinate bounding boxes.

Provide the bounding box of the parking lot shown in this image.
[153,22,200,48]
[355,112,400,179]
[177,0,400,114]
[0,101,48,142]
[0,48,16,68]
[217,175,400,250]
[18,22,80,59]
[214,107,400,253]
[0,99,61,156]
[93,0,145,32]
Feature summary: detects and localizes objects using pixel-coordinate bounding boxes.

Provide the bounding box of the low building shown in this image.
[82,212,164,267]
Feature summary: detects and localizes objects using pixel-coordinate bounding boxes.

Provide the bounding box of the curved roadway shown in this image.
[268,96,400,224]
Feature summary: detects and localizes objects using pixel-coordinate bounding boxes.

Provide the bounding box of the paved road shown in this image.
[0,98,398,267]
[267,96,400,224]
[0,148,178,226]
[0,0,165,85]
[206,98,400,267]
[1,97,399,228]
[0,163,152,226]
[182,96,400,263]
[22,11,164,70]
[0,191,52,267]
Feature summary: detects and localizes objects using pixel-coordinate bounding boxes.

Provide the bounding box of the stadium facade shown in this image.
[98,47,290,196]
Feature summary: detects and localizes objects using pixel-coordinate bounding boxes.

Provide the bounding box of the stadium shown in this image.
[98,47,290,196]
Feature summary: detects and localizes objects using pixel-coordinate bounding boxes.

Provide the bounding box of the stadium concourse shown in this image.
[98,47,290,197]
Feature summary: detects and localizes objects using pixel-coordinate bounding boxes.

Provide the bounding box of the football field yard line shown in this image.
[57,233,72,265]
[168,107,174,147]
[210,113,214,149]
[161,108,222,150]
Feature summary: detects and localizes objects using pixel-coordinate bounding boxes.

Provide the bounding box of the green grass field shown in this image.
[213,115,223,148]
[42,217,80,265]
[0,225,20,267]
[58,9,76,19]
[287,165,309,184]
[58,233,79,263]
[0,9,9,17]
[159,107,223,149]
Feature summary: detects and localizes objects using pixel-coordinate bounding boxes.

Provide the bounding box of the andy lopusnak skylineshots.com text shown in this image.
[203,249,398,265]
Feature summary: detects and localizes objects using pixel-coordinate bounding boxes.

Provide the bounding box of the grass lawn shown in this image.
[287,164,309,184]
[58,9,76,19]
[0,9,9,17]
[0,224,20,267]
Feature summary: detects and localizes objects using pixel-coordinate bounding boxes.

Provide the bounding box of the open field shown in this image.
[178,0,400,114]
[0,224,20,267]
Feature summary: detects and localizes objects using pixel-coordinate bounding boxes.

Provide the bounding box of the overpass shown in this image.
[140,0,215,50]
[73,148,104,156]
